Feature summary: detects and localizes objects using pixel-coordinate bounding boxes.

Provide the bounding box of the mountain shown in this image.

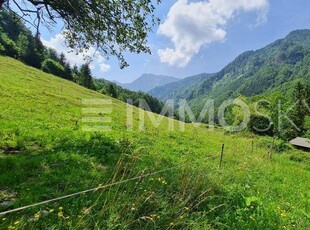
[0,56,309,229]
[93,78,165,114]
[115,73,180,92]
[157,30,310,112]
[148,73,213,101]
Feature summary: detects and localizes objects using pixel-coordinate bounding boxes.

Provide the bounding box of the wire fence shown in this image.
[0,155,218,216]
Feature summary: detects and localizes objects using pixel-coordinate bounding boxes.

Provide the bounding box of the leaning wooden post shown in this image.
[269,137,275,160]
[219,144,225,169]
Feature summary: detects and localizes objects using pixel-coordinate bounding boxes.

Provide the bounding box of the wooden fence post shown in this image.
[219,144,225,169]
[269,137,275,160]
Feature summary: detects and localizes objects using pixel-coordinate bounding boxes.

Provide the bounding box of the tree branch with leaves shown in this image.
[1,0,161,68]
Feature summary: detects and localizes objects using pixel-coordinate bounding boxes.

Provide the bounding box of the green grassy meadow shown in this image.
[0,56,309,229]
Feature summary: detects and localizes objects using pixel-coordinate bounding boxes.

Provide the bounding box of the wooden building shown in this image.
[289,137,310,152]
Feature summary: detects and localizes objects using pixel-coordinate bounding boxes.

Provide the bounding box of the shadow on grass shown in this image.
[0,131,130,212]
[0,130,284,229]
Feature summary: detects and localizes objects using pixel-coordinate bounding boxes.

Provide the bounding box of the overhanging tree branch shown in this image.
[1,0,161,68]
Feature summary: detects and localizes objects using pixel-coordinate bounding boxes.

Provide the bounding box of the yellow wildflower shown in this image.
[281,212,287,218]
[34,213,40,219]
[58,212,64,218]
[49,209,54,213]
[14,221,19,225]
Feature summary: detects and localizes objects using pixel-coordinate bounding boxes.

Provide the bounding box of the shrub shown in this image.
[42,59,66,78]
[99,88,106,95]
[248,114,274,136]
[258,138,291,153]
[0,43,5,54]
[0,33,18,57]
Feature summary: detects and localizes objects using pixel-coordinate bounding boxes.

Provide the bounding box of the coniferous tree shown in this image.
[305,82,310,111]
[59,53,66,66]
[33,33,44,67]
[72,64,79,75]
[290,82,307,137]
[63,63,73,81]
[25,33,43,68]
[79,63,94,89]
[72,64,79,82]
[107,84,118,98]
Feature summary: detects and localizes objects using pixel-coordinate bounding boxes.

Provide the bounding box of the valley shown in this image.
[0,56,309,229]
[0,3,310,229]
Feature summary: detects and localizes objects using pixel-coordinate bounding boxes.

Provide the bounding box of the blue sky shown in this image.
[37,0,310,83]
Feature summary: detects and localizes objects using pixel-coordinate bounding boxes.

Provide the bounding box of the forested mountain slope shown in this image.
[0,56,309,229]
[153,30,310,112]
[149,73,213,101]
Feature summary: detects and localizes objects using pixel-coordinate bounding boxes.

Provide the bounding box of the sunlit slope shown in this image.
[0,56,129,132]
[0,56,309,229]
[0,56,239,156]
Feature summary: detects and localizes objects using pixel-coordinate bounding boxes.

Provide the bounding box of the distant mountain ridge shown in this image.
[149,73,213,101]
[117,29,310,115]
[115,74,180,92]
[148,29,310,114]
[186,29,310,112]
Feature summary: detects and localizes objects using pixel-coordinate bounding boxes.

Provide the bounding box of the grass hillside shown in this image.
[0,56,309,229]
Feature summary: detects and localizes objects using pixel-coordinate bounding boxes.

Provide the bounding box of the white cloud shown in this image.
[100,63,111,72]
[158,0,269,67]
[42,33,111,73]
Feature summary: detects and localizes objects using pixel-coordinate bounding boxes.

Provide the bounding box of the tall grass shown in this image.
[0,56,309,229]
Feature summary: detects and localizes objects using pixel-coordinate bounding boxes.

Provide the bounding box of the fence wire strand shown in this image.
[0,155,218,216]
